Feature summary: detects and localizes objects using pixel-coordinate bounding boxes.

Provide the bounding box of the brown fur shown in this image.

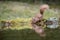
[31,4,49,37]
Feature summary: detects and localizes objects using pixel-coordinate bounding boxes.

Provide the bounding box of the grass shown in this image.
[0,1,39,20]
[0,1,60,40]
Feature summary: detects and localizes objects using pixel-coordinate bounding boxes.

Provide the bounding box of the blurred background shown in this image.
[0,0,60,40]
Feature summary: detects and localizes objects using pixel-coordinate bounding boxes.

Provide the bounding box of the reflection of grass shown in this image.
[1,28,60,40]
[2,29,41,40]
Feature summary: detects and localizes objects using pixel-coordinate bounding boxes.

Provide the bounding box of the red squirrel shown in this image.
[31,4,49,37]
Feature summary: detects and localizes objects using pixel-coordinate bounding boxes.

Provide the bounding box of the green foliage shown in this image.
[0,0,60,5]
[44,9,59,19]
[0,18,31,28]
[0,2,60,40]
[0,2,39,20]
[10,18,31,27]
